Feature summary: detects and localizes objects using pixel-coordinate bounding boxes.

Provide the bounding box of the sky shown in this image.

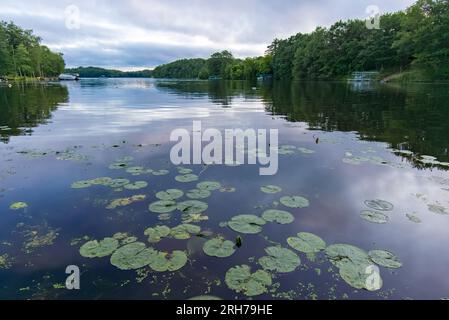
[0,0,416,70]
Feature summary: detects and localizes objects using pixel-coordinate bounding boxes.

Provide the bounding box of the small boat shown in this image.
[59,73,80,81]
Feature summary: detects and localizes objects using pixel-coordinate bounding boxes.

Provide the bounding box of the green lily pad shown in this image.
[109,162,129,170]
[156,189,184,201]
[406,213,421,223]
[108,178,131,188]
[149,200,178,213]
[186,189,212,199]
[182,213,209,223]
[90,177,113,185]
[339,262,382,291]
[428,204,448,215]
[203,237,236,258]
[124,181,148,190]
[177,200,208,214]
[368,250,402,269]
[71,180,92,189]
[170,224,201,240]
[197,181,221,191]
[144,226,171,243]
[280,196,310,208]
[80,238,119,258]
[220,187,236,193]
[177,167,193,174]
[126,167,151,175]
[258,246,300,273]
[360,210,389,224]
[148,250,188,272]
[152,169,170,176]
[110,242,157,270]
[260,185,282,194]
[364,199,394,211]
[9,202,28,210]
[287,232,326,253]
[106,195,146,210]
[325,244,372,269]
[225,265,272,297]
[175,174,199,183]
[297,147,315,154]
[262,209,294,224]
[228,215,266,234]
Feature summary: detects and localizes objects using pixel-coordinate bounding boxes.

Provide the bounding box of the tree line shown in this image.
[0,21,65,78]
[152,0,449,81]
[64,66,152,78]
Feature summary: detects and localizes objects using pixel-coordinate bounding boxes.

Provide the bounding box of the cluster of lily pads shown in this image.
[71,176,148,192]
[79,233,188,272]
[392,150,449,168]
[360,199,394,224]
[277,145,315,156]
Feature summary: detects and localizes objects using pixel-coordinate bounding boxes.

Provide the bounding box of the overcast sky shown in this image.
[0,0,416,70]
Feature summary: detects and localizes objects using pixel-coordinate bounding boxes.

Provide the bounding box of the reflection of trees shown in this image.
[155,80,262,107]
[262,81,449,162]
[0,83,69,143]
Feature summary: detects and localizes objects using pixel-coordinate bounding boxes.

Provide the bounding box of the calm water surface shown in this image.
[1,79,449,300]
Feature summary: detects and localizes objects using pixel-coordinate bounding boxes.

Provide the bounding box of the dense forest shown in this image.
[0,21,65,78]
[152,0,449,81]
[64,66,152,78]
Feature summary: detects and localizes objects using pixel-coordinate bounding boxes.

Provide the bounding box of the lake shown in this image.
[1,78,449,300]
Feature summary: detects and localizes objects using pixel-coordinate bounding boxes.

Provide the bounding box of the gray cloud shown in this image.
[0,0,416,69]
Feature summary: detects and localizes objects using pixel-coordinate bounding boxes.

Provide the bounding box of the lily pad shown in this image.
[106,195,146,210]
[177,200,208,214]
[186,189,211,199]
[360,210,389,224]
[406,213,421,223]
[148,250,188,272]
[262,209,294,224]
[197,181,221,191]
[177,167,193,174]
[109,162,129,170]
[175,174,199,183]
[287,232,326,253]
[339,263,382,291]
[170,224,201,240]
[280,196,310,208]
[228,215,266,234]
[156,189,184,201]
[225,265,272,297]
[71,180,92,189]
[258,246,300,273]
[152,169,170,176]
[108,178,131,188]
[364,199,394,211]
[369,250,402,269]
[110,242,157,270]
[126,167,151,175]
[182,213,209,223]
[428,204,448,215]
[124,181,148,190]
[297,147,315,154]
[9,202,28,210]
[203,237,236,258]
[80,238,119,258]
[260,185,282,194]
[325,244,372,269]
[144,226,171,243]
[149,200,178,213]
[220,187,236,193]
[90,177,113,185]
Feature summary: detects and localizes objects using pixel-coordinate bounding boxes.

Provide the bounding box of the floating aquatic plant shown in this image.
[109,162,129,170]
[177,200,208,214]
[228,215,266,234]
[258,246,300,273]
[369,250,402,269]
[428,203,448,215]
[156,189,184,201]
[152,169,170,176]
[186,189,211,199]
[79,238,119,258]
[197,181,221,191]
[110,242,157,270]
[219,187,236,193]
[175,174,199,183]
[325,244,372,269]
[124,181,148,190]
[177,167,193,174]
[109,179,131,189]
[9,202,28,210]
[90,177,113,185]
[149,200,177,213]
[126,167,152,176]
[297,147,315,154]
[203,237,236,258]
[280,196,310,208]
[170,224,201,240]
[182,213,209,223]
[189,296,222,300]
[0,254,13,269]
[148,250,188,272]
[287,232,326,253]
[144,226,171,243]
[406,213,421,223]
[262,209,294,224]
[71,180,92,189]
[364,199,394,211]
[260,185,282,194]
[360,210,389,224]
[225,265,272,297]
[106,195,146,210]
